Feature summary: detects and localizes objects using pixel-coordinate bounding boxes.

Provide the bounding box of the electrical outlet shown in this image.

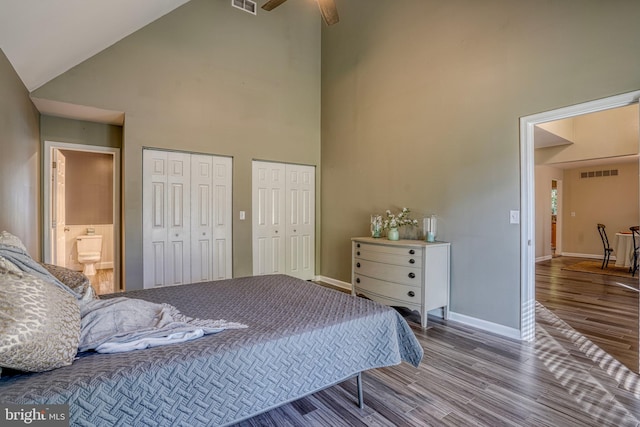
[509,210,520,224]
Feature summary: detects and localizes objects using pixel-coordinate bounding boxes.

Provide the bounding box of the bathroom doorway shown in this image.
[43,141,121,295]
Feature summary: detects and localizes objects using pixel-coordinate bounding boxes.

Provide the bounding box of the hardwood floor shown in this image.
[536,256,639,373]
[233,272,640,426]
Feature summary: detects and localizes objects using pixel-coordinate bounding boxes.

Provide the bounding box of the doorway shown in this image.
[43,141,121,294]
[520,90,640,341]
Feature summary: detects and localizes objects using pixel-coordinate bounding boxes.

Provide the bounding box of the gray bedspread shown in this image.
[0,274,423,426]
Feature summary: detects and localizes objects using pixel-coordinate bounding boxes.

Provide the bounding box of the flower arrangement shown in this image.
[382,207,418,230]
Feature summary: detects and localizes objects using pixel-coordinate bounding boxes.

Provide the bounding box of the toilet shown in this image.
[76,234,102,276]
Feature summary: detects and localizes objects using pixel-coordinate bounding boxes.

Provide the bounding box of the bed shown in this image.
[0,273,423,426]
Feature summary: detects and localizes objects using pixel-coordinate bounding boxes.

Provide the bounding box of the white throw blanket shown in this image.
[79,297,247,353]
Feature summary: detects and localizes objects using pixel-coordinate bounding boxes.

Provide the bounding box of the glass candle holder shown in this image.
[424,215,437,242]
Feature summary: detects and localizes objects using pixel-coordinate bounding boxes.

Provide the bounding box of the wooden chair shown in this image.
[630,226,639,277]
[597,223,614,269]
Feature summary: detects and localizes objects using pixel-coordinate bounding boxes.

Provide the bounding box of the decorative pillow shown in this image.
[41,263,97,301]
[0,256,23,277]
[0,231,28,252]
[0,272,81,372]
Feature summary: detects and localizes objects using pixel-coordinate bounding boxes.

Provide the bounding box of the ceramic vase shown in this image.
[387,228,400,241]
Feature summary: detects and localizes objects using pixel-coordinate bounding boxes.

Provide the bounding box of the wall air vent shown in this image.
[580,169,618,179]
[232,0,256,15]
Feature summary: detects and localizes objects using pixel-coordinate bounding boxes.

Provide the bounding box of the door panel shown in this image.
[144,150,169,287]
[252,162,286,275]
[211,157,232,280]
[191,154,213,283]
[52,149,67,267]
[143,150,191,287]
[286,164,315,280]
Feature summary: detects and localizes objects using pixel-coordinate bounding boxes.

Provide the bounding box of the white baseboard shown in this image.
[448,311,522,340]
[97,261,114,270]
[537,253,616,261]
[318,275,522,340]
[315,275,352,291]
[561,252,616,261]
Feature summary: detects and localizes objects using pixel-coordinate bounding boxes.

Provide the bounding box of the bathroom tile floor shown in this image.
[89,268,114,295]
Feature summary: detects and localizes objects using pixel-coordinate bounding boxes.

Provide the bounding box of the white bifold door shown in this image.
[252,161,315,280]
[143,149,232,288]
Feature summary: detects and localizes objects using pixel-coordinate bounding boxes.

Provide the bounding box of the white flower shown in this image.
[377,207,417,230]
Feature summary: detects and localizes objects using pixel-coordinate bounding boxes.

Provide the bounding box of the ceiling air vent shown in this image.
[580,169,618,178]
[232,0,256,15]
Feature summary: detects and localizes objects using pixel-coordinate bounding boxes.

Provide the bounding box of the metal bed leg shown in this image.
[356,372,364,409]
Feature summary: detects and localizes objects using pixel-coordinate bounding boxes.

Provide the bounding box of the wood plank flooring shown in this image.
[536,256,639,373]
[230,266,640,427]
[234,305,640,426]
[232,267,640,426]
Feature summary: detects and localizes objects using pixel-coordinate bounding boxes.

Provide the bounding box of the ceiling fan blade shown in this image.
[316,0,339,25]
[262,0,288,11]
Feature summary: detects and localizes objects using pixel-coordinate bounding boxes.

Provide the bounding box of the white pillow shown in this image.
[0,272,81,372]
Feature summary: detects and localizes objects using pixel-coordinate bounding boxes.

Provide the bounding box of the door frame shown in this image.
[519,90,640,341]
[43,141,121,290]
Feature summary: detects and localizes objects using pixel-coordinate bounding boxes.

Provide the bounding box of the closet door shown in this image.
[144,149,232,289]
[211,156,232,279]
[191,154,214,282]
[252,161,315,280]
[252,161,286,275]
[286,164,315,280]
[191,154,233,282]
[143,150,191,287]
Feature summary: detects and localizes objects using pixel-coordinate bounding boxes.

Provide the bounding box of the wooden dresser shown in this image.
[351,237,450,328]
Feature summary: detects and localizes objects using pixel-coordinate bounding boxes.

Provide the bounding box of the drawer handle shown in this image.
[409,259,415,264]
[357,262,361,268]
[408,291,415,297]
[409,249,415,255]
[356,278,360,283]
[357,243,361,248]
[357,251,360,256]
[408,272,415,279]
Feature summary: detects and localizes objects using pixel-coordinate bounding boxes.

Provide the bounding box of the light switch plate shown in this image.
[239,211,245,220]
[510,210,520,224]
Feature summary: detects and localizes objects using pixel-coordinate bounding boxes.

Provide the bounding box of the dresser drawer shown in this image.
[354,249,422,268]
[354,274,422,304]
[353,259,421,286]
[354,241,422,258]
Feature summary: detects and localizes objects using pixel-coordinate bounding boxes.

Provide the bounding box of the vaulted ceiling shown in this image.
[0,0,190,91]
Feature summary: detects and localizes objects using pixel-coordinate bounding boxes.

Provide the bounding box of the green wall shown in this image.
[33,0,321,290]
[320,0,640,329]
[0,48,40,257]
[41,115,122,149]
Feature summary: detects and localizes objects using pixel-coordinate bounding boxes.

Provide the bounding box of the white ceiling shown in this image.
[0,0,191,92]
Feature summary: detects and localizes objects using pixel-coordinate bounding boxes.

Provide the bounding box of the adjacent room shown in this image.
[1,0,640,425]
